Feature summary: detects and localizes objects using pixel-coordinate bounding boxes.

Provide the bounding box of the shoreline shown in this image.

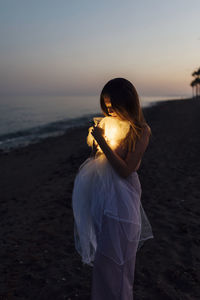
[0,97,192,155]
[1,97,200,299]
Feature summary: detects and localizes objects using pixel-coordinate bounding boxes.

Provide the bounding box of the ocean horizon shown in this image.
[0,94,189,152]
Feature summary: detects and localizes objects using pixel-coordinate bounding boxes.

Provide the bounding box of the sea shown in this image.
[0,95,187,152]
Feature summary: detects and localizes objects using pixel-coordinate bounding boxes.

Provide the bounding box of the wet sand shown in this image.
[0,98,200,299]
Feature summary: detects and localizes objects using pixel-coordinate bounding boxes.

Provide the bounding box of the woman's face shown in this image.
[104,97,118,118]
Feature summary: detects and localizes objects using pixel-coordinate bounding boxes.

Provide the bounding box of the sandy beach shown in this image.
[0,98,200,300]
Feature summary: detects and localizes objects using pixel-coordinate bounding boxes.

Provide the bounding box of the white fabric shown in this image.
[72,116,154,267]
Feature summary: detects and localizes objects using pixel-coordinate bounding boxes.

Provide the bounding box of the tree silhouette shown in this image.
[191,67,200,98]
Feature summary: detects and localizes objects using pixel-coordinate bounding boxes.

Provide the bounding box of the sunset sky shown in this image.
[0,0,200,97]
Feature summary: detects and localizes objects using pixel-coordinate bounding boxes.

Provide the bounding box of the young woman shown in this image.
[72,78,154,299]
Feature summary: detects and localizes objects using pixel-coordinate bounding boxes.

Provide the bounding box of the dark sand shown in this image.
[0,98,200,300]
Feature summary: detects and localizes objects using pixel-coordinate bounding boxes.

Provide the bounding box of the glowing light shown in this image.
[87,116,130,153]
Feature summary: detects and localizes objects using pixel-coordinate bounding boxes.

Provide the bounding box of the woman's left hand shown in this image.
[91,125,105,144]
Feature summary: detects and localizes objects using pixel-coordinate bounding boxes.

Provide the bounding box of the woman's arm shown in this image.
[91,125,150,178]
[90,140,97,157]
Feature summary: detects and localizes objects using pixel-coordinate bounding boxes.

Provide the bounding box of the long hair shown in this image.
[100,78,152,152]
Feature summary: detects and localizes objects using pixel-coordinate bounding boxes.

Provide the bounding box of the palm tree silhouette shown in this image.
[191,67,200,98]
[190,80,196,98]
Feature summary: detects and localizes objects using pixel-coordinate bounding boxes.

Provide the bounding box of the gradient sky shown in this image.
[0,0,200,97]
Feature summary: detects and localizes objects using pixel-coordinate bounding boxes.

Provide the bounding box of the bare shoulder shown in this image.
[124,124,151,173]
[139,124,151,142]
[128,124,150,155]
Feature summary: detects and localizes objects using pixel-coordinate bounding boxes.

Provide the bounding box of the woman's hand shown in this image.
[91,124,105,145]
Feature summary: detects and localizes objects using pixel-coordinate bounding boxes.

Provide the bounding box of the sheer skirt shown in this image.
[72,154,154,267]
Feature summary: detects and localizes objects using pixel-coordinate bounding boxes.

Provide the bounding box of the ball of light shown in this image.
[87,116,130,152]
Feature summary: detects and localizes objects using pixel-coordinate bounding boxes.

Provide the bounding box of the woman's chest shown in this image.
[114,143,128,160]
[114,143,141,171]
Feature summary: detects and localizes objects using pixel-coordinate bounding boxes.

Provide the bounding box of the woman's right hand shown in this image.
[91,124,105,145]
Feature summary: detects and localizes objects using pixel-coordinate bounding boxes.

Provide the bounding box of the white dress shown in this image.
[72,116,154,299]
